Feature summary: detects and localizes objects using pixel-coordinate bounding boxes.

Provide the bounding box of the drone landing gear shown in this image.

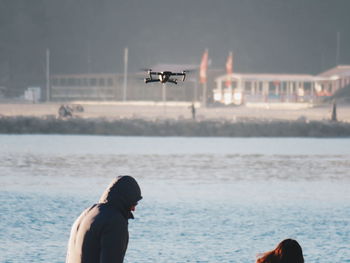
[167,79,178,84]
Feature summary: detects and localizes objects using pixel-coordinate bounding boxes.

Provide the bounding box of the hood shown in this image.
[99,176,142,219]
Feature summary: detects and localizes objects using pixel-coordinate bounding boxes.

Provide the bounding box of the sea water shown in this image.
[0,135,349,263]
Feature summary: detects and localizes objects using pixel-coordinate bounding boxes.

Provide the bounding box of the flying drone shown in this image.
[144,69,187,84]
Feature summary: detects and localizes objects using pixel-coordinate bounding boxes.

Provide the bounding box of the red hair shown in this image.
[256,239,304,263]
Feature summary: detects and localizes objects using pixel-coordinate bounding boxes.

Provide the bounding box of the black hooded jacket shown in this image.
[66,176,142,263]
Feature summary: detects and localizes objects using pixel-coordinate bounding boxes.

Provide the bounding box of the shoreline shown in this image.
[1,101,350,122]
[1,116,350,137]
[1,102,350,137]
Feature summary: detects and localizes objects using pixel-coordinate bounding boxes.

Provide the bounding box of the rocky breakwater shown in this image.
[1,116,350,137]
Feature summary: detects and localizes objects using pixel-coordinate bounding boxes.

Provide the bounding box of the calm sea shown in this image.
[1,135,350,263]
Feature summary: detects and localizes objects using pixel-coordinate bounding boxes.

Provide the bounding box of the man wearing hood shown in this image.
[66,176,142,263]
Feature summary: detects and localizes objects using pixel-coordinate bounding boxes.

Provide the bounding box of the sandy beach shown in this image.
[1,101,350,122]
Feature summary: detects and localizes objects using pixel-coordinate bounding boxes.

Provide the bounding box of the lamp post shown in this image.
[123,47,128,101]
[46,48,50,102]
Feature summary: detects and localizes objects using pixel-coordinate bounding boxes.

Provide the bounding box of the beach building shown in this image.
[317,65,350,95]
[50,64,350,105]
[214,65,350,105]
[49,64,221,103]
[50,73,121,101]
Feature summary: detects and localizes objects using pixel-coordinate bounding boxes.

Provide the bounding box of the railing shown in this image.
[51,86,116,100]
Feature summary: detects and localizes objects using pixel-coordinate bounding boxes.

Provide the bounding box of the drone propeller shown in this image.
[182,69,197,73]
[139,68,153,74]
[182,72,186,81]
[134,76,146,80]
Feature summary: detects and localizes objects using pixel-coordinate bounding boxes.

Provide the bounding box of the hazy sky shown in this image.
[1,0,350,91]
[46,0,350,74]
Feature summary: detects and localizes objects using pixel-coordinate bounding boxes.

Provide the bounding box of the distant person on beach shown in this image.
[256,239,304,263]
[331,100,337,122]
[189,102,196,120]
[66,176,142,263]
[58,104,73,118]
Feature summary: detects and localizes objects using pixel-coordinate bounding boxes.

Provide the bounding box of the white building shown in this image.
[214,65,350,105]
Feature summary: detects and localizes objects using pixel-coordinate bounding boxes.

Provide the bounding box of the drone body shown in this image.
[144,69,186,84]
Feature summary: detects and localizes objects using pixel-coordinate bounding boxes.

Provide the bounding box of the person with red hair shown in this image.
[256,239,304,263]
